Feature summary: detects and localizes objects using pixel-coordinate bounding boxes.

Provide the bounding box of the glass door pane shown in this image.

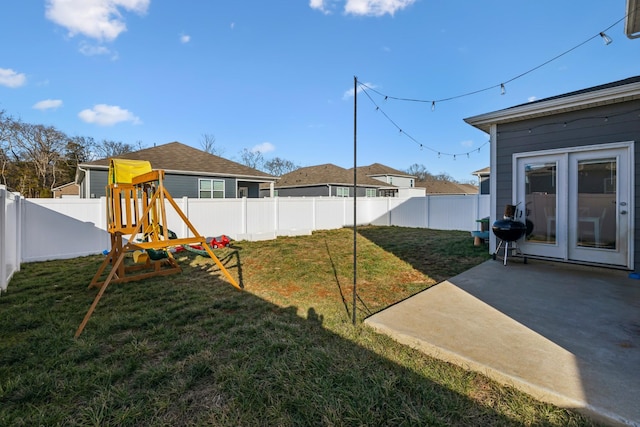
[524,162,557,244]
[576,158,616,250]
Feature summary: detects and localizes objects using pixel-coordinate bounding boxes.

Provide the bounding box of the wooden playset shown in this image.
[75,159,241,338]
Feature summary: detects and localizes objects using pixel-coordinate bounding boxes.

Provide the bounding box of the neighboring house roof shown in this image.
[52,182,80,197]
[274,163,394,189]
[77,141,276,181]
[472,166,490,177]
[627,0,640,38]
[416,180,478,195]
[353,163,416,179]
[458,183,479,193]
[464,75,640,133]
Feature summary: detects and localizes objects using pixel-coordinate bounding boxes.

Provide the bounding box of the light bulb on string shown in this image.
[500,83,506,95]
[431,101,435,112]
[599,32,613,45]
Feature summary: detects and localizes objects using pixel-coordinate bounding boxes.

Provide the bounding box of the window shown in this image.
[366,188,377,197]
[199,179,225,198]
[336,187,349,197]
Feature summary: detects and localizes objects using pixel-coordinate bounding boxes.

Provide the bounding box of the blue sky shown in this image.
[1,1,638,182]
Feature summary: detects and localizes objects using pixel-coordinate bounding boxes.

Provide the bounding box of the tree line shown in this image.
[0,111,464,198]
[0,111,142,197]
[0,114,301,198]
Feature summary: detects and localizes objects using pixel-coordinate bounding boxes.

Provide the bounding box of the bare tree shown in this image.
[263,157,299,176]
[239,148,264,170]
[433,172,455,182]
[0,110,17,186]
[405,163,433,181]
[94,139,137,159]
[11,122,68,193]
[199,133,224,156]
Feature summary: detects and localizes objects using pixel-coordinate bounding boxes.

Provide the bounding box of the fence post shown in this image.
[425,196,430,228]
[274,196,279,235]
[181,197,190,237]
[312,197,316,231]
[14,192,22,278]
[242,197,247,235]
[0,186,6,292]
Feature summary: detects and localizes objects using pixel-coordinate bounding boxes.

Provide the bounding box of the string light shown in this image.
[599,32,613,45]
[354,14,627,161]
[359,84,490,159]
[493,108,640,136]
[357,15,623,107]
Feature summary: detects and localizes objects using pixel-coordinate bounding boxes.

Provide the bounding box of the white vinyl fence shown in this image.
[1,186,21,291]
[0,190,489,291]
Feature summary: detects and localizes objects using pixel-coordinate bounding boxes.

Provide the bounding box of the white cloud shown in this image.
[310,0,331,14]
[45,0,150,42]
[78,104,141,126]
[460,140,473,148]
[528,96,538,102]
[33,99,63,110]
[0,68,27,88]
[344,0,416,16]
[251,142,275,153]
[180,34,191,43]
[230,22,235,29]
[79,41,115,57]
[343,81,376,100]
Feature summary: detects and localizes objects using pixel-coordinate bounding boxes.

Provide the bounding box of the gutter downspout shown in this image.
[76,167,89,198]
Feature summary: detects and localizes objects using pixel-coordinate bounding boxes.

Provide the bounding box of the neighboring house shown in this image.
[52,182,80,198]
[472,167,490,195]
[415,180,478,195]
[464,75,640,271]
[260,163,394,197]
[76,141,277,199]
[353,163,426,197]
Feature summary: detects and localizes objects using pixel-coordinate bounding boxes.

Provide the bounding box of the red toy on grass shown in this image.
[208,235,231,249]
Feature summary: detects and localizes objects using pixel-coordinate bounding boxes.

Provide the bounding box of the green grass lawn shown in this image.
[0,227,597,426]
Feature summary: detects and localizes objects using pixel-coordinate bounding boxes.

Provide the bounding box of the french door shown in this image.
[515,143,632,268]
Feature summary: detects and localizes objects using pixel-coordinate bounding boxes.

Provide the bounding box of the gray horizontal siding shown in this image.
[276,185,330,197]
[86,171,240,199]
[88,170,108,198]
[495,100,640,269]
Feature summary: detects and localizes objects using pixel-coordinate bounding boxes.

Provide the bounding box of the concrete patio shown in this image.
[365,258,640,426]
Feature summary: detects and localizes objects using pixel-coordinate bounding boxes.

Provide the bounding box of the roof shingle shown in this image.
[80,141,275,179]
[275,164,393,188]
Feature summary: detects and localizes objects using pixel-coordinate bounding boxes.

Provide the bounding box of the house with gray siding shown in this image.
[260,163,395,197]
[464,76,640,271]
[76,141,277,199]
[352,163,425,197]
[472,167,490,195]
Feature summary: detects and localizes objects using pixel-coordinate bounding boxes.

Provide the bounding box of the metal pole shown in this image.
[352,75,358,326]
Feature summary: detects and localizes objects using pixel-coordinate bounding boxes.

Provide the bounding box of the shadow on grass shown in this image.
[0,254,578,427]
[356,226,491,282]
